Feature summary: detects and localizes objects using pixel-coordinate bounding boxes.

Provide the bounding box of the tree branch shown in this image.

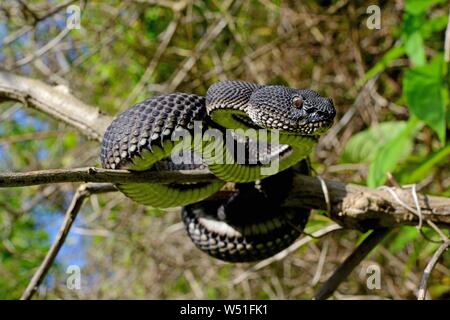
[233,224,343,285]
[21,183,116,300]
[0,167,216,186]
[1,167,449,230]
[417,239,450,300]
[0,71,111,141]
[314,228,391,300]
[284,171,450,230]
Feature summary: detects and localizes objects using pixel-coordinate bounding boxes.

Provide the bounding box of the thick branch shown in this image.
[284,170,450,230]
[0,71,111,141]
[1,167,449,230]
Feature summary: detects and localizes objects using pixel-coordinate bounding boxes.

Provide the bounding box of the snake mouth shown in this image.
[234,113,332,136]
[216,109,332,138]
[229,109,333,136]
[295,119,334,135]
[232,114,263,130]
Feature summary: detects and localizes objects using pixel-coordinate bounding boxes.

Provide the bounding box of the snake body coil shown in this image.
[101,80,335,262]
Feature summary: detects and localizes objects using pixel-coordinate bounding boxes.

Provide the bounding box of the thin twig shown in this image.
[0,167,216,187]
[314,228,390,300]
[381,185,449,242]
[164,0,235,92]
[417,240,450,300]
[122,11,180,108]
[233,224,342,284]
[13,28,71,68]
[20,183,116,300]
[321,76,378,149]
[311,239,329,286]
[0,130,71,145]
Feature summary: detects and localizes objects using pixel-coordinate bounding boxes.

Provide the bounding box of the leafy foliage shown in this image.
[0,0,449,300]
[404,55,447,143]
[344,0,449,187]
[341,121,411,164]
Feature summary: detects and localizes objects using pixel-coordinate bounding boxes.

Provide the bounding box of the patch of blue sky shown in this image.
[0,22,8,42]
[0,23,7,58]
[0,146,11,169]
[11,109,28,127]
[37,147,49,161]
[34,200,91,293]
[67,37,79,62]
[36,20,50,38]
[34,201,89,269]
[19,63,32,75]
[54,16,67,30]
[12,108,50,132]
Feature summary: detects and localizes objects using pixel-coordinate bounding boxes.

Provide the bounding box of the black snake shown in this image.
[101,80,335,262]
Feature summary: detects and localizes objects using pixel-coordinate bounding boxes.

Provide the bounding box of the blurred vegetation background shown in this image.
[0,0,449,299]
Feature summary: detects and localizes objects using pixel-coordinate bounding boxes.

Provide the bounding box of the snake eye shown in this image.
[292,96,303,109]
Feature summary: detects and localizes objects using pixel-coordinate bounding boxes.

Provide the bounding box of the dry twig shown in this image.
[417,240,450,300]
[21,183,116,300]
[314,228,390,300]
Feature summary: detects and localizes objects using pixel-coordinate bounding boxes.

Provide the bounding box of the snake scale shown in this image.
[101,80,335,262]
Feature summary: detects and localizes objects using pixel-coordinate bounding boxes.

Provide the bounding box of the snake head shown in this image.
[247,85,336,135]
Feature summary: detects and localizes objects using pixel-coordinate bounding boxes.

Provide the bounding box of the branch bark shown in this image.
[0,167,216,186]
[284,170,450,230]
[0,71,111,141]
[0,167,449,230]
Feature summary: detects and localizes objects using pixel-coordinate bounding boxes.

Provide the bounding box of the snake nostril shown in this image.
[328,107,336,118]
[318,108,335,120]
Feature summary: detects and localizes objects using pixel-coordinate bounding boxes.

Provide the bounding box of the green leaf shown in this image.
[63,132,77,149]
[368,117,421,187]
[401,10,426,66]
[405,0,447,15]
[421,14,449,39]
[404,55,447,143]
[404,32,426,66]
[341,121,410,164]
[397,143,450,184]
[402,10,425,35]
[388,227,419,253]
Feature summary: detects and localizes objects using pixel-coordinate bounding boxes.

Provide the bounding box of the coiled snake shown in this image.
[101,81,335,262]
